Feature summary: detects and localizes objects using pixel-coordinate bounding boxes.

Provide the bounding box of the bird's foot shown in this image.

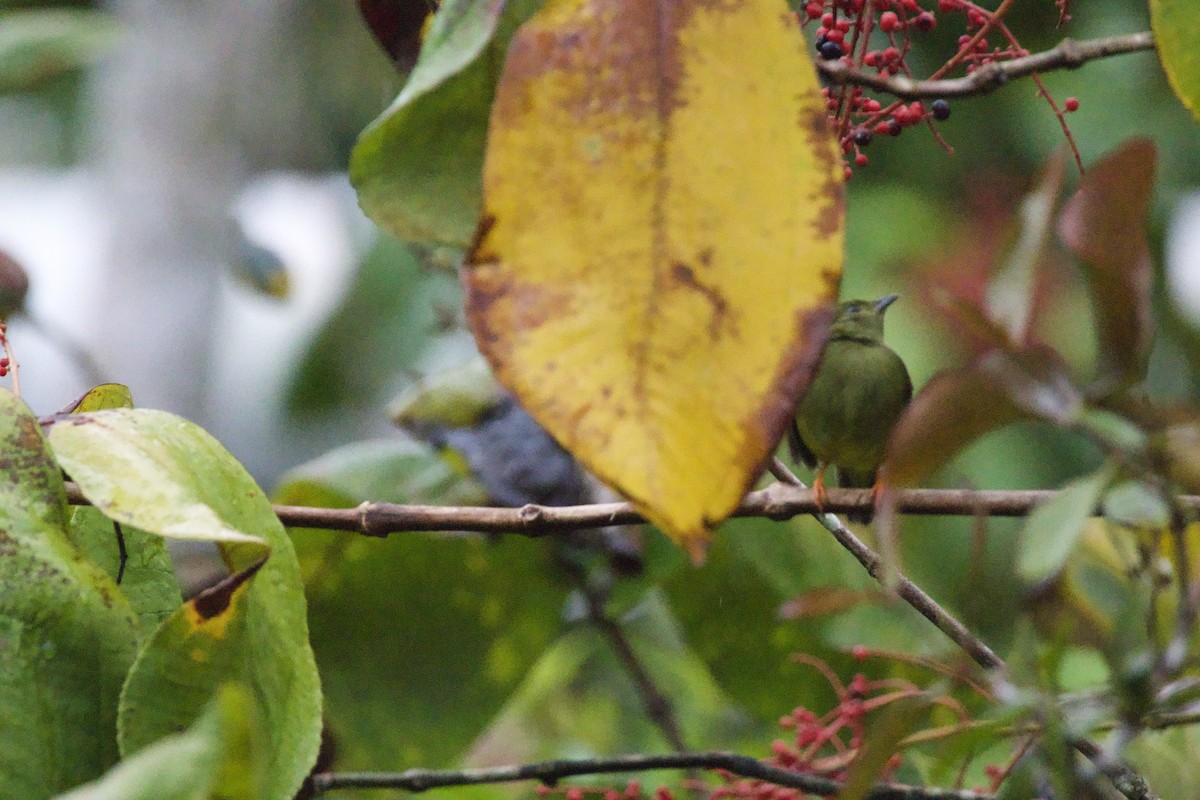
[813,466,829,514]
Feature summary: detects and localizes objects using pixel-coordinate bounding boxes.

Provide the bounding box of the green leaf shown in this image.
[286,235,463,415]
[1102,479,1171,530]
[1151,0,1200,123]
[350,0,544,246]
[66,507,181,639]
[65,383,135,413]
[389,356,505,429]
[273,437,489,511]
[289,526,566,773]
[53,684,266,800]
[837,695,932,800]
[0,9,120,92]
[1018,466,1114,582]
[0,389,137,798]
[662,519,845,720]
[472,591,755,763]
[1057,138,1156,395]
[48,409,321,800]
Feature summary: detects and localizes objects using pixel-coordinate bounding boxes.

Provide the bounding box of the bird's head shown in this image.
[829,294,898,343]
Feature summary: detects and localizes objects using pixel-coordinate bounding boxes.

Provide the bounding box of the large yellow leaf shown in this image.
[464,0,843,558]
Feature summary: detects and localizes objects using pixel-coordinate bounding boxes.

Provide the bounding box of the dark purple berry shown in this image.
[853,128,873,146]
[931,98,950,120]
[819,40,844,60]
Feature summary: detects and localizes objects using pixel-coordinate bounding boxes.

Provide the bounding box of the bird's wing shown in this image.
[787,420,818,469]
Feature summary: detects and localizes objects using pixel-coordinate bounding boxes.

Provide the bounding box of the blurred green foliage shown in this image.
[7,0,1200,796]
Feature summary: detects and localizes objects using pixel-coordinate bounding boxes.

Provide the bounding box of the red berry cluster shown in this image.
[797,0,1081,176]
[537,649,1013,800]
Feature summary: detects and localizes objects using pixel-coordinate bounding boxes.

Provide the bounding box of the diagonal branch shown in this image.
[817,31,1156,100]
[766,460,1157,800]
[308,750,994,800]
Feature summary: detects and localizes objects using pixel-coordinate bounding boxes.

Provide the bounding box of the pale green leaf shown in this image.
[48,409,321,800]
[1018,466,1115,582]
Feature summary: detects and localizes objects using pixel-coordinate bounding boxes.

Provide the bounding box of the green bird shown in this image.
[788,295,911,523]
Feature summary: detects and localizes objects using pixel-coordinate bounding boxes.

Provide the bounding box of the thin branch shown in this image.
[817,31,1156,100]
[569,567,690,752]
[768,459,1002,671]
[61,482,1200,538]
[767,460,1157,800]
[308,751,994,800]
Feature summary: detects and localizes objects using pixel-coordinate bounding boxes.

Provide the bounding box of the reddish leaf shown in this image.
[358,0,430,69]
[1057,138,1156,394]
[928,288,1017,353]
[778,587,885,620]
[985,149,1067,345]
[884,346,1081,486]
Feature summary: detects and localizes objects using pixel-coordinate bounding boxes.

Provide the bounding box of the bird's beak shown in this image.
[874,294,900,313]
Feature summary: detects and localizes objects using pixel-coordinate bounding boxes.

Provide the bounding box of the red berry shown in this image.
[873,121,891,136]
[825,28,845,42]
[878,11,899,31]
[835,18,852,31]
[854,152,869,167]
[566,789,585,800]
[843,166,854,180]
[805,3,824,19]
[851,644,869,660]
[822,12,835,26]
[938,0,957,9]
[863,51,878,66]
[1064,96,1080,111]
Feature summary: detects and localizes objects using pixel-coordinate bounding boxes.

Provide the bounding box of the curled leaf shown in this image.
[1057,138,1156,395]
[885,346,1081,486]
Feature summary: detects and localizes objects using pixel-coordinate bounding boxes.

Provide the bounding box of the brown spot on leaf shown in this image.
[670,261,734,339]
[191,556,266,620]
[799,105,844,240]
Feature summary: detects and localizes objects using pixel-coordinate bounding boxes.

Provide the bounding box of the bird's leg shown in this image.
[869,478,887,519]
[813,464,829,513]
